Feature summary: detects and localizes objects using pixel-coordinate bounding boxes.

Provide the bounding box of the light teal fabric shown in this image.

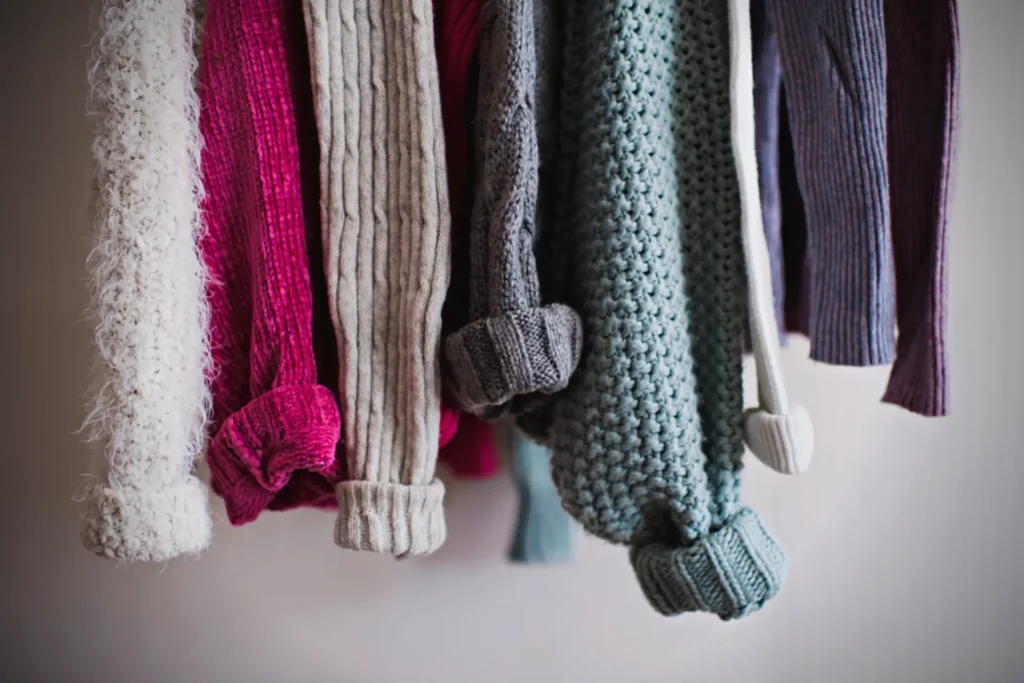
[528,0,786,619]
[508,431,573,564]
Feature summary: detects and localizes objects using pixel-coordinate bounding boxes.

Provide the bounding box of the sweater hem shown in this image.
[334,479,447,556]
[208,384,342,525]
[444,303,582,416]
[629,508,786,620]
[80,477,212,563]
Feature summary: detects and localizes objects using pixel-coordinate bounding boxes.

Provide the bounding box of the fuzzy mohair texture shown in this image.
[80,0,214,562]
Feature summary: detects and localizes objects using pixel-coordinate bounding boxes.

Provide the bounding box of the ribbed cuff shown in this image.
[445,303,582,416]
[743,403,814,474]
[630,508,786,620]
[208,384,342,525]
[334,479,447,557]
[80,476,212,562]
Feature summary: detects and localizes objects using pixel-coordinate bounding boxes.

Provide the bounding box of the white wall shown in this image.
[1,2,1022,681]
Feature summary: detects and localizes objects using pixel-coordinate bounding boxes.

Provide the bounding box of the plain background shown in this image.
[1,2,1022,682]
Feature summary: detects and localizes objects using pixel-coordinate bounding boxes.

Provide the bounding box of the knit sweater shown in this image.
[434,0,500,480]
[539,0,792,619]
[758,0,958,416]
[200,0,343,526]
[81,0,213,562]
[443,0,582,421]
[303,0,451,556]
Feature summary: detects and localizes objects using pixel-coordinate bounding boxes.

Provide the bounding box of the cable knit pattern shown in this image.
[80,0,213,562]
[444,0,582,419]
[200,0,343,526]
[541,0,785,619]
[304,0,451,556]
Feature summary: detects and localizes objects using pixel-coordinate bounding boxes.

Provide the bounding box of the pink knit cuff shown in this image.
[208,384,342,525]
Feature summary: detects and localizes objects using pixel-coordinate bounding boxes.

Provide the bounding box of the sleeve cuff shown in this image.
[208,384,342,525]
[334,479,446,557]
[444,303,582,417]
[629,508,787,620]
[80,476,212,562]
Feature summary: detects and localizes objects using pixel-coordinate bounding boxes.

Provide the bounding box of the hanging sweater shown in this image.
[443,0,583,421]
[434,0,500,480]
[81,0,213,562]
[303,0,451,556]
[535,0,809,619]
[199,0,343,526]
[757,0,958,416]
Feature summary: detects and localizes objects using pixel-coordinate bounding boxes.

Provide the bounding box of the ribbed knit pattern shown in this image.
[199,0,343,527]
[767,0,896,367]
[755,0,957,416]
[80,0,213,562]
[733,0,814,476]
[304,0,451,556]
[444,0,583,420]
[434,0,500,479]
[880,0,958,417]
[541,0,785,619]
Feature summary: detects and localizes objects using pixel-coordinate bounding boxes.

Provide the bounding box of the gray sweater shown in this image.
[444,0,582,422]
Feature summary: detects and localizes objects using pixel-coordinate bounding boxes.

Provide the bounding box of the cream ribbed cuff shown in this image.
[334,480,446,556]
[305,0,450,554]
[730,0,814,474]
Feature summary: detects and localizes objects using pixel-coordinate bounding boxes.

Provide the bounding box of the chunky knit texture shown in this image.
[199,0,343,526]
[444,0,582,420]
[304,0,451,556]
[434,0,500,480]
[541,0,785,619]
[80,0,213,562]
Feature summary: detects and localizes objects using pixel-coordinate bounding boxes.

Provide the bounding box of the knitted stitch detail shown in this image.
[630,508,785,619]
[444,0,582,419]
[304,0,451,554]
[541,0,786,618]
[81,0,213,561]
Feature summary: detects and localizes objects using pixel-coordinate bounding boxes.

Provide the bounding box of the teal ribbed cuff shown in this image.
[629,508,786,620]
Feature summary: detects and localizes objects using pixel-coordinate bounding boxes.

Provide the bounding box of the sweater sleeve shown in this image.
[880,0,958,416]
[80,0,213,562]
[200,0,342,527]
[305,0,451,556]
[767,0,897,366]
[443,0,582,420]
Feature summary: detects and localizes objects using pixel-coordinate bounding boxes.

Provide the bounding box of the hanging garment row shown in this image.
[78,0,958,621]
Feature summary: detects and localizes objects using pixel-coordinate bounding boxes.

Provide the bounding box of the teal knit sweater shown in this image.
[536,0,787,619]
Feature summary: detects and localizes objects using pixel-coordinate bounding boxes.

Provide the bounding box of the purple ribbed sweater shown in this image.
[753,0,959,416]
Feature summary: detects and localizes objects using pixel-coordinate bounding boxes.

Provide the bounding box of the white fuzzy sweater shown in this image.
[80,0,213,561]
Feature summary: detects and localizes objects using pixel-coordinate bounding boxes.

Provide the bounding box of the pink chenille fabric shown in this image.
[199,0,343,525]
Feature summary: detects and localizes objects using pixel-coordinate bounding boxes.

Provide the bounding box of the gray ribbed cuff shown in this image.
[629,508,787,620]
[334,479,446,557]
[445,303,582,416]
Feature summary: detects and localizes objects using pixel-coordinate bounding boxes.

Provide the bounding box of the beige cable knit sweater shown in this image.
[303,0,451,556]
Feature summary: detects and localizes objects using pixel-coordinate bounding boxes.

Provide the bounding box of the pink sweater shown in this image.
[199,0,343,525]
